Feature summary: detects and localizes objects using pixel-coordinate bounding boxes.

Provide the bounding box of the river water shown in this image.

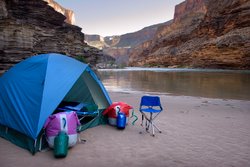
[98,68,250,100]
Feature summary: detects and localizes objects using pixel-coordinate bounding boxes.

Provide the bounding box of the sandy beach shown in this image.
[1,91,250,167]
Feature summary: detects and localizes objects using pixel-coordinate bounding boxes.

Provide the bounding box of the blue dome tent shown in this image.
[0,53,112,154]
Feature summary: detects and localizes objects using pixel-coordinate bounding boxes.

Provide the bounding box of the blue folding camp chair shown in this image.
[139,96,163,136]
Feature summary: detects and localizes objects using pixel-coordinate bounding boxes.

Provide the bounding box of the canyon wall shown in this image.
[129,0,250,69]
[174,0,207,22]
[43,0,75,25]
[0,0,103,73]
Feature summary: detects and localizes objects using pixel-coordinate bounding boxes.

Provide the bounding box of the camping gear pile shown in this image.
[43,111,80,147]
[43,111,80,158]
[103,102,138,129]
[0,53,139,157]
[0,53,112,154]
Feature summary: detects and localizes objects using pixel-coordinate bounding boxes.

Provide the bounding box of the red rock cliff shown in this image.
[43,0,75,24]
[129,0,250,69]
[0,0,100,73]
[174,0,207,22]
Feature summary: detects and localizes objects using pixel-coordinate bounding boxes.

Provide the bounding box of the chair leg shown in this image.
[152,112,162,134]
[141,114,144,127]
[149,113,154,136]
[153,123,162,133]
[146,119,149,132]
[141,112,161,136]
[152,124,155,136]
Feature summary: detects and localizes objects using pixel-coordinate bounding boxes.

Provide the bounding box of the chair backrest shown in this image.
[140,96,162,110]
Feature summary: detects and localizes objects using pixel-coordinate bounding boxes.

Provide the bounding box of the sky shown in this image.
[55,0,184,37]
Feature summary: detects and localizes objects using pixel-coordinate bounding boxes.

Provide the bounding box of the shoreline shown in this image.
[107,90,250,101]
[98,67,250,73]
[0,91,250,167]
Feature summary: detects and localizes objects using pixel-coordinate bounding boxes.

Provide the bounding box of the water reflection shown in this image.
[99,69,250,100]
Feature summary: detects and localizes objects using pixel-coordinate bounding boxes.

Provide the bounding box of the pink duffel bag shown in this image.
[43,111,80,148]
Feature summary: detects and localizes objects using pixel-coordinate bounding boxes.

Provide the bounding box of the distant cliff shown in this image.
[0,0,103,73]
[129,0,250,69]
[85,22,170,65]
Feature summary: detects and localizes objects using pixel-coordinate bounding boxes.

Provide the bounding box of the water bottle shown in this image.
[117,112,126,129]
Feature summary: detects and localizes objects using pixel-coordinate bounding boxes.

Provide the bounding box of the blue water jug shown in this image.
[117,112,126,129]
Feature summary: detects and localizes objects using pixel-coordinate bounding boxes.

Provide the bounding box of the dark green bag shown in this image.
[82,104,98,112]
[54,131,69,158]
